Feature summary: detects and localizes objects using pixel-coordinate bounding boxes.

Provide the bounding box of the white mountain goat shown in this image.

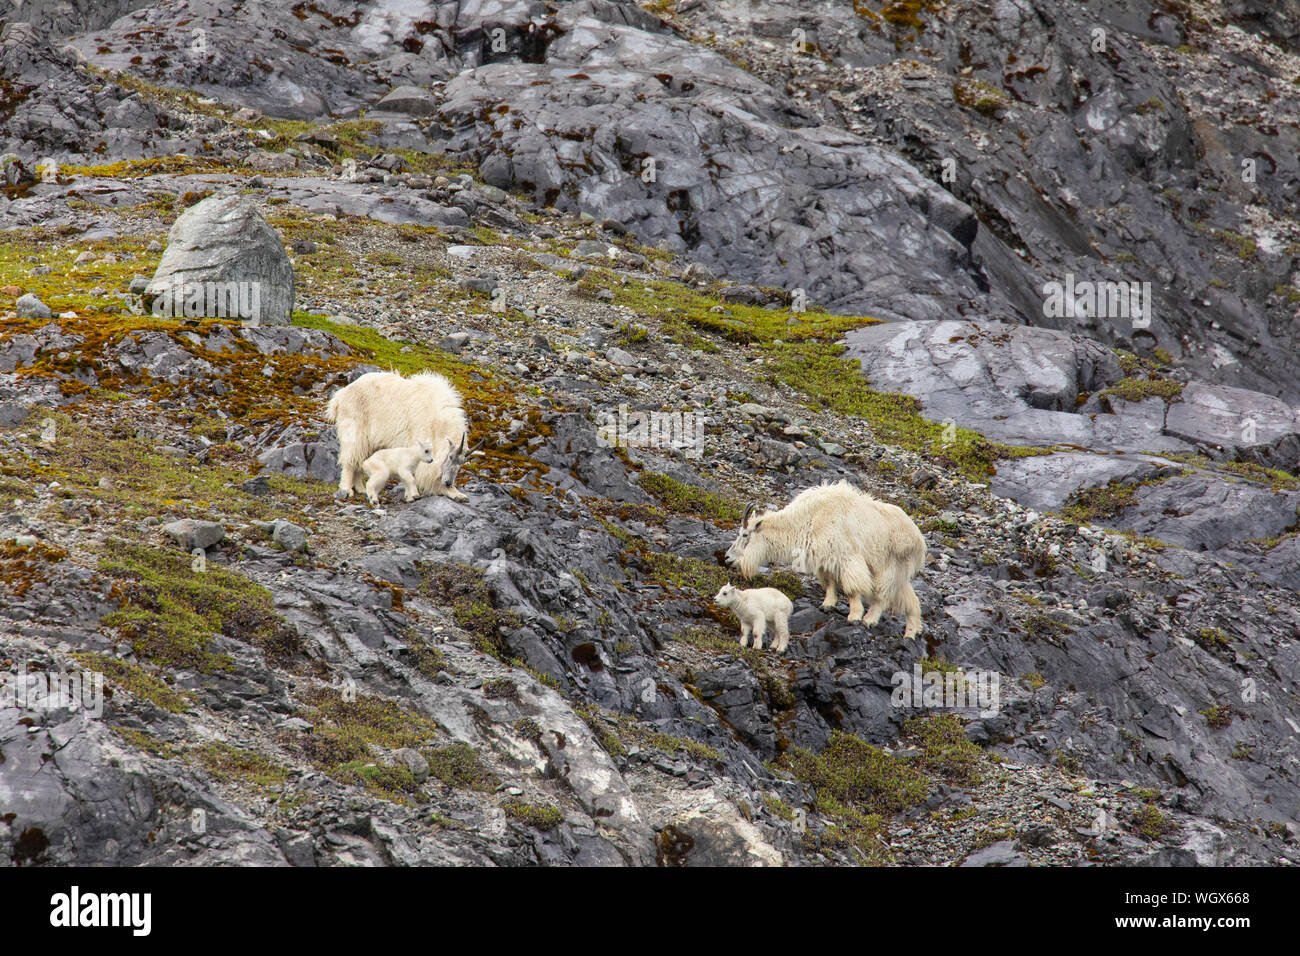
[326,371,476,502]
[725,480,926,639]
[361,439,435,507]
[714,584,794,652]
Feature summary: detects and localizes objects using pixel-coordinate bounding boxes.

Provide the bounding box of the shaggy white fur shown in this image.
[326,371,471,502]
[361,439,435,506]
[726,480,926,639]
[714,584,795,652]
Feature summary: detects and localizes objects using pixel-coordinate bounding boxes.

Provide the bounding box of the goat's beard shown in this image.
[735,539,769,578]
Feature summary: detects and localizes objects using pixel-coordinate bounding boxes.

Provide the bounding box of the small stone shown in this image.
[392,748,430,782]
[161,518,225,551]
[271,519,308,552]
[16,293,52,319]
[240,476,271,496]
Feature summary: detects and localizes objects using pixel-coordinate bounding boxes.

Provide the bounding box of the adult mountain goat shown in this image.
[725,480,926,639]
[326,371,474,502]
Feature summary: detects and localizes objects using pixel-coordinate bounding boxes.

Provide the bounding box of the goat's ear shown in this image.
[753,519,764,533]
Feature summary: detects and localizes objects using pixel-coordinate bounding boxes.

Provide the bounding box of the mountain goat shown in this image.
[361,439,435,507]
[714,584,794,652]
[326,371,475,502]
[725,480,926,639]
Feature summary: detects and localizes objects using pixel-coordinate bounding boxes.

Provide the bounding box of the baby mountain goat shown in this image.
[326,371,475,503]
[714,584,794,652]
[726,480,926,639]
[361,439,435,507]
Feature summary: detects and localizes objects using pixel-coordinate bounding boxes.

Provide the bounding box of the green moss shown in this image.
[1214,229,1257,261]
[1022,611,1071,641]
[297,686,441,772]
[638,550,730,596]
[292,312,469,380]
[417,561,522,659]
[329,761,422,803]
[109,726,178,757]
[783,730,930,815]
[99,539,299,673]
[1061,480,1139,523]
[903,715,982,785]
[425,742,498,792]
[575,703,627,757]
[1194,627,1232,650]
[638,472,743,525]
[1133,803,1175,839]
[1098,377,1184,404]
[1200,704,1233,729]
[1021,672,1046,691]
[73,652,193,714]
[195,741,288,787]
[502,800,563,831]
[954,78,1007,116]
[764,795,796,821]
[780,730,931,863]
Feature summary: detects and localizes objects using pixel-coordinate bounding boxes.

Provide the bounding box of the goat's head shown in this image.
[724,503,766,576]
[415,438,436,465]
[436,432,483,489]
[713,582,738,607]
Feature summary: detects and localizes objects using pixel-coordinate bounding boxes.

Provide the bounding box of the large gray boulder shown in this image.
[1164,383,1300,471]
[839,319,1180,452]
[145,194,294,326]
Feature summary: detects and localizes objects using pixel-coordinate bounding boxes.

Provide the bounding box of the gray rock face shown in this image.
[375,85,437,116]
[15,293,52,319]
[990,452,1178,512]
[438,34,983,321]
[161,518,226,551]
[841,319,1148,450]
[258,436,339,483]
[1164,383,1300,470]
[1114,475,1300,552]
[145,194,294,325]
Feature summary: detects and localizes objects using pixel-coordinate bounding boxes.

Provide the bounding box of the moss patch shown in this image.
[98,538,299,673]
[417,561,522,659]
[73,652,193,714]
[638,472,743,526]
[502,800,563,831]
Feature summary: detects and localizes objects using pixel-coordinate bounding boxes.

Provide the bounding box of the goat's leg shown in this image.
[364,465,389,507]
[397,466,420,502]
[819,572,838,610]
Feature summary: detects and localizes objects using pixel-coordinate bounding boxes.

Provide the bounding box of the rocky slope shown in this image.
[0,0,1298,866]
